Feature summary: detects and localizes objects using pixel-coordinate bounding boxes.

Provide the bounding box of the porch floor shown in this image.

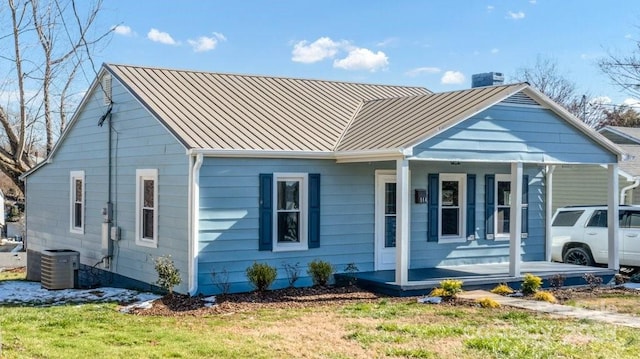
[336,261,617,297]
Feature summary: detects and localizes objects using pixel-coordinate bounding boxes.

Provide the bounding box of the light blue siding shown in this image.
[197,158,394,294]
[26,77,191,293]
[408,162,545,268]
[196,158,546,295]
[413,105,617,164]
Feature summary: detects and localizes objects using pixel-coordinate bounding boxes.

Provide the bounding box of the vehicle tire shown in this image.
[563,247,594,266]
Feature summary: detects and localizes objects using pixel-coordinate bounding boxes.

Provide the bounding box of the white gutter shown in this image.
[620,177,640,205]
[188,153,204,296]
[187,148,409,163]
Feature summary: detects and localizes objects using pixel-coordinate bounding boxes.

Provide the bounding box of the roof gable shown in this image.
[598,126,640,145]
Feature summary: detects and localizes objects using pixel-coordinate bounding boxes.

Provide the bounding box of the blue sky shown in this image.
[97,0,640,105]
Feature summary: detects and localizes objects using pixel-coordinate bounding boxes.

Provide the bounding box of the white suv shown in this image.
[551,205,640,267]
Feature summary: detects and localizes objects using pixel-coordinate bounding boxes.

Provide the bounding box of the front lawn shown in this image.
[2,270,640,358]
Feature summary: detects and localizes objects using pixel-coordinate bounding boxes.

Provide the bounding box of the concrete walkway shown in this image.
[459,290,640,329]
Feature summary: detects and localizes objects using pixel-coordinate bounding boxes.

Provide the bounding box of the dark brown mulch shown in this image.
[551,285,640,302]
[129,285,405,317]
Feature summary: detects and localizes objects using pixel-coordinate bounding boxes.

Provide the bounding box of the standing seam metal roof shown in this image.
[106,64,430,151]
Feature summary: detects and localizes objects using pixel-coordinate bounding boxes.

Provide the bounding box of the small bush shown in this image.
[583,273,603,289]
[429,287,448,297]
[439,279,463,297]
[343,263,359,285]
[521,273,542,295]
[490,283,514,296]
[307,259,334,286]
[533,291,557,303]
[154,255,181,295]
[549,274,566,289]
[614,273,626,285]
[211,268,231,295]
[246,262,277,292]
[282,262,301,287]
[477,297,500,308]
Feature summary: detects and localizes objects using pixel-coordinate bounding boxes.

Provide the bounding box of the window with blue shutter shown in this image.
[486,173,529,240]
[522,175,529,237]
[259,173,320,251]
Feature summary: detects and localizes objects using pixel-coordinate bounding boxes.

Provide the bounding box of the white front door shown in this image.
[375,172,396,270]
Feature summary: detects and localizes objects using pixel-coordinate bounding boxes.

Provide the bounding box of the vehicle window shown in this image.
[585,209,627,228]
[552,210,584,226]
[586,210,607,228]
[629,212,640,228]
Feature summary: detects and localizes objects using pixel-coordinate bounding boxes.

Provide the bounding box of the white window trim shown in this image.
[69,171,85,234]
[136,169,158,248]
[272,173,308,252]
[439,173,466,244]
[494,174,511,241]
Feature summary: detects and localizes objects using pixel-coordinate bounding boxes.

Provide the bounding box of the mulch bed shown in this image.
[129,284,640,317]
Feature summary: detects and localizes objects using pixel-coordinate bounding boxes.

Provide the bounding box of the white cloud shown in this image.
[487,5,494,12]
[441,71,466,85]
[507,11,525,20]
[590,96,612,105]
[147,28,178,45]
[529,0,537,4]
[491,48,499,54]
[113,25,132,36]
[333,48,389,72]
[188,32,226,52]
[623,98,640,108]
[405,67,441,77]
[291,37,344,63]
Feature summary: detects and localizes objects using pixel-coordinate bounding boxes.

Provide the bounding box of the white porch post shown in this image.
[395,159,410,285]
[509,162,523,276]
[545,165,555,262]
[607,164,620,270]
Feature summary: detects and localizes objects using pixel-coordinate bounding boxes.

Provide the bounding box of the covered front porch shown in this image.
[336,261,617,297]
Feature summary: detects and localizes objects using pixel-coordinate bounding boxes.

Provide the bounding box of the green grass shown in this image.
[2,271,640,358]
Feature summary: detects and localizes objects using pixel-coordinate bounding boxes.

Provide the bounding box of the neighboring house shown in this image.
[553,126,640,210]
[22,64,624,295]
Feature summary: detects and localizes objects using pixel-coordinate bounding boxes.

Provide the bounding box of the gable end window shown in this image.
[136,169,158,248]
[259,173,320,251]
[70,171,85,234]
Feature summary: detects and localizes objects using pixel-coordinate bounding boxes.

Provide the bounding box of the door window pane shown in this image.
[385,216,396,247]
[385,182,397,247]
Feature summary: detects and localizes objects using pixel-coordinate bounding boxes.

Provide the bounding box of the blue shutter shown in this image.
[258,174,273,251]
[466,174,476,238]
[522,174,529,236]
[428,174,439,242]
[308,173,321,248]
[485,175,495,239]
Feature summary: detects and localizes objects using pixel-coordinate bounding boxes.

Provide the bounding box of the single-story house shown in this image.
[22,64,625,295]
[553,126,640,210]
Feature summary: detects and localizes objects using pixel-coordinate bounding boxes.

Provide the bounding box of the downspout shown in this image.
[188,153,204,296]
[620,178,640,205]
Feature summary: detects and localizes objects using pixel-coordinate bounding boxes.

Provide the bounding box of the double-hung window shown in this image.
[439,173,466,242]
[486,174,529,240]
[273,173,308,251]
[495,174,512,238]
[70,171,85,234]
[136,169,158,248]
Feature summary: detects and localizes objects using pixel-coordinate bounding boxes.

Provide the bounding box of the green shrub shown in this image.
[533,291,557,303]
[477,297,501,308]
[154,255,181,295]
[490,283,514,296]
[440,279,463,297]
[307,259,334,286]
[521,273,542,295]
[246,262,277,292]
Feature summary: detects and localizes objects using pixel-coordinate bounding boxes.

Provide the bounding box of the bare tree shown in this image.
[0,0,112,195]
[599,41,640,99]
[597,105,640,129]
[512,57,605,127]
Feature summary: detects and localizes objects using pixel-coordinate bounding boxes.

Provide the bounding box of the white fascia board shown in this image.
[334,149,406,163]
[187,148,335,159]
